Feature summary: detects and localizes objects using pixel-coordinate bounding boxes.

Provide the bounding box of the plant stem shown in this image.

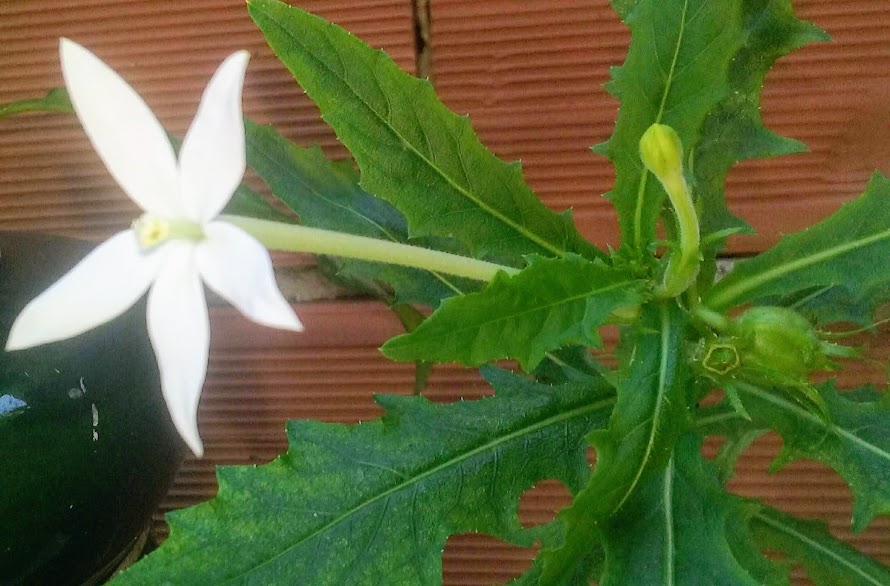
[221,215,519,282]
[654,171,700,299]
[691,306,731,332]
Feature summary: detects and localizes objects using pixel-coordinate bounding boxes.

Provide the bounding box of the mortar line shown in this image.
[411,0,435,82]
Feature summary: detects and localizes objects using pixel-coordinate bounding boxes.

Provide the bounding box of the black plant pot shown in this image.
[0,233,184,585]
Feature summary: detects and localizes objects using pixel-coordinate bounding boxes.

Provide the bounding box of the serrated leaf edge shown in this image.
[736,382,890,530]
[244,121,467,298]
[209,395,616,580]
[705,172,890,310]
[248,0,593,260]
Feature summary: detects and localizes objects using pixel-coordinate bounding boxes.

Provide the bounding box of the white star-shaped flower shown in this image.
[5,39,302,457]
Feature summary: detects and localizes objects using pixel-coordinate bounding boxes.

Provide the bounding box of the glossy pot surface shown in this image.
[0,233,183,585]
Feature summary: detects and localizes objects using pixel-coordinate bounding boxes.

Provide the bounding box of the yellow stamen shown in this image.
[133,215,171,248]
[132,214,205,248]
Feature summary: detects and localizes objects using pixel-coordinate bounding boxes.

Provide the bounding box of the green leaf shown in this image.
[693,0,828,284]
[597,434,776,586]
[248,0,603,264]
[761,282,890,328]
[727,505,793,586]
[713,429,767,485]
[539,303,689,583]
[0,87,74,116]
[225,184,295,224]
[112,368,616,585]
[599,0,746,255]
[533,345,610,386]
[507,522,604,586]
[750,505,890,586]
[704,172,890,322]
[245,120,477,306]
[0,89,292,224]
[381,255,644,371]
[734,381,890,531]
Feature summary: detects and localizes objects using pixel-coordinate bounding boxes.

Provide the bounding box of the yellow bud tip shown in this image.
[133,215,171,248]
[639,123,684,182]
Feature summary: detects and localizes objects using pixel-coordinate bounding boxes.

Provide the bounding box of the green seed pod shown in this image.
[693,306,841,423]
[732,306,826,380]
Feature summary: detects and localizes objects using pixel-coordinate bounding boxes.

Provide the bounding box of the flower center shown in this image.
[132,214,204,248]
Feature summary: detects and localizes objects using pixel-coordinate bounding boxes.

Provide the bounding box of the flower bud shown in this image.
[639,123,684,186]
[640,123,700,298]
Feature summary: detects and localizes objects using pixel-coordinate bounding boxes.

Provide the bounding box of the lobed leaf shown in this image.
[704,172,890,323]
[693,0,828,285]
[539,303,689,583]
[596,434,779,585]
[599,0,745,255]
[381,255,645,371]
[734,381,890,532]
[248,0,603,265]
[750,505,890,586]
[112,369,616,585]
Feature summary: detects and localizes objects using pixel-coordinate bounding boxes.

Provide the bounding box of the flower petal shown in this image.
[6,230,161,351]
[197,222,302,331]
[178,51,250,222]
[147,242,209,457]
[60,39,180,216]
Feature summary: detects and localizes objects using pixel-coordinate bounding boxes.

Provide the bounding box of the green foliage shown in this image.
[596,434,776,585]
[245,121,476,306]
[750,505,890,586]
[539,304,689,583]
[382,255,644,371]
[0,87,73,116]
[734,381,890,532]
[111,369,615,584]
[599,0,744,256]
[692,0,828,286]
[248,0,603,265]
[704,172,890,322]
[16,0,889,583]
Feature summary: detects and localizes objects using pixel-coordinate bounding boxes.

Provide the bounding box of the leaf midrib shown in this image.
[706,227,890,310]
[662,454,677,586]
[393,278,636,348]
[222,395,616,582]
[632,0,690,250]
[614,304,675,513]
[736,383,890,463]
[253,3,568,259]
[752,511,886,585]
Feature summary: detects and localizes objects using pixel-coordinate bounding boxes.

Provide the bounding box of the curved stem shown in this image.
[221,215,519,282]
[638,124,700,299]
[654,173,700,299]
